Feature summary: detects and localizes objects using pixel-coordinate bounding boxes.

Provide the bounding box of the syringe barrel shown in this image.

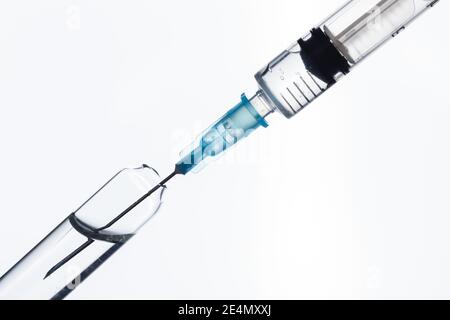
[255,0,438,118]
[0,166,164,300]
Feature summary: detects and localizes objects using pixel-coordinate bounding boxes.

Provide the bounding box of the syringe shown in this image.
[175,0,440,175]
[0,0,440,299]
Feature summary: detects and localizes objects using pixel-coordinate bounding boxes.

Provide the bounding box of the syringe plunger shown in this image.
[255,0,437,118]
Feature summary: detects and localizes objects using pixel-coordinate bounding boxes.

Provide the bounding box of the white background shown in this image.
[0,0,449,299]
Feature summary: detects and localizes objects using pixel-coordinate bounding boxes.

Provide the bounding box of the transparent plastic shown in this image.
[322,0,433,63]
[255,0,437,118]
[0,165,164,300]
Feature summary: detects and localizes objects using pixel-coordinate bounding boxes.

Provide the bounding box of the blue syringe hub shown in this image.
[176,93,271,175]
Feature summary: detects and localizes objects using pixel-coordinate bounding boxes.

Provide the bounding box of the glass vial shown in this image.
[0,165,164,300]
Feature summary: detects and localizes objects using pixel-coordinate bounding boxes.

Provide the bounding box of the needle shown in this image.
[96,170,180,231]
